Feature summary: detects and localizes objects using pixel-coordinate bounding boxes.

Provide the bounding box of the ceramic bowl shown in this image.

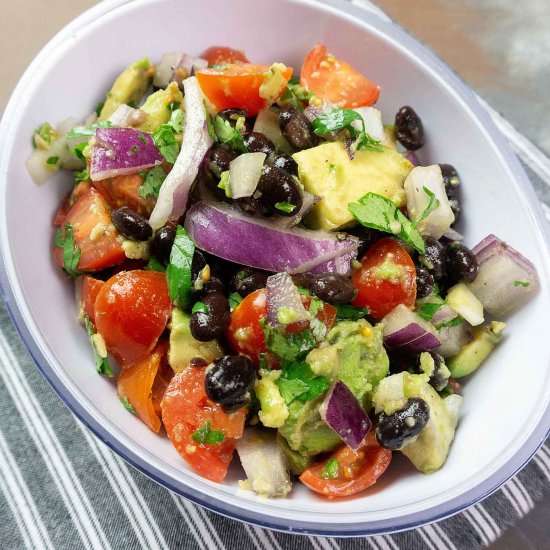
[1,0,549,536]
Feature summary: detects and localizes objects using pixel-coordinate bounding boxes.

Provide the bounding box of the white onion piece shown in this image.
[149,77,214,230]
[174,54,208,80]
[351,106,385,142]
[266,272,309,326]
[404,165,455,239]
[446,283,484,326]
[269,191,320,229]
[383,304,441,352]
[107,104,148,127]
[154,52,183,88]
[253,109,293,154]
[229,152,266,199]
[442,227,464,242]
[435,321,472,358]
[236,429,292,498]
[468,234,539,317]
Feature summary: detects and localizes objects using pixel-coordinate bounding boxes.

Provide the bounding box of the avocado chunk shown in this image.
[256,370,289,428]
[373,372,463,473]
[168,308,223,373]
[293,141,412,230]
[306,319,389,411]
[447,321,505,378]
[99,58,155,121]
[136,82,184,133]
[277,433,313,475]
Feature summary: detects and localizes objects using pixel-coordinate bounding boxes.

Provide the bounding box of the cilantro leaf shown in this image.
[166,226,195,310]
[261,322,317,362]
[278,81,314,108]
[192,301,209,315]
[84,315,113,377]
[71,142,87,161]
[33,122,57,149]
[66,120,112,139]
[275,202,295,214]
[119,396,137,415]
[213,116,247,153]
[228,292,243,312]
[418,302,444,321]
[348,192,426,253]
[435,316,464,329]
[138,166,166,199]
[74,168,89,183]
[153,125,179,163]
[95,101,105,117]
[334,304,370,321]
[46,156,59,165]
[144,256,166,273]
[513,280,530,287]
[54,223,82,277]
[412,186,440,227]
[276,378,309,404]
[191,421,225,445]
[321,458,340,479]
[278,361,330,403]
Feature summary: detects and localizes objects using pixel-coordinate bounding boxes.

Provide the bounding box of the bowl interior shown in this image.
[1,0,550,534]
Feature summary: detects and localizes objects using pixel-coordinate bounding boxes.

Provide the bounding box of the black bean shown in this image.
[190,292,230,341]
[217,108,248,123]
[439,163,461,195]
[235,196,266,217]
[257,165,303,216]
[207,144,239,179]
[419,237,446,280]
[270,154,298,176]
[426,352,449,392]
[231,268,269,297]
[202,275,226,295]
[395,106,425,151]
[375,398,430,450]
[279,105,317,150]
[205,355,257,412]
[243,132,276,155]
[111,206,152,241]
[310,273,357,305]
[448,196,461,226]
[415,268,434,298]
[191,250,207,281]
[150,225,176,264]
[347,226,385,258]
[445,242,478,283]
[189,357,208,368]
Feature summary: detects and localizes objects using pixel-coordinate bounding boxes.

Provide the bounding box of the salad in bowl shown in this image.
[27,43,540,499]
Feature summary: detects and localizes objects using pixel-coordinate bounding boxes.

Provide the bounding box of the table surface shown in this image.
[1,0,548,548]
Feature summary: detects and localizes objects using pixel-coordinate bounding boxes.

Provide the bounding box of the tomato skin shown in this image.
[161,367,246,482]
[54,181,92,226]
[351,238,417,320]
[94,271,171,366]
[53,187,126,272]
[81,276,104,324]
[300,432,392,498]
[117,340,168,433]
[196,63,292,115]
[300,44,380,108]
[201,46,249,66]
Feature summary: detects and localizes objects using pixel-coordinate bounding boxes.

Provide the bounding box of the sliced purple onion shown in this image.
[184,201,358,274]
[229,152,266,199]
[319,381,372,450]
[404,151,420,166]
[149,77,214,230]
[154,52,208,89]
[383,304,441,352]
[266,272,309,326]
[441,227,464,244]
[468,234,539,317]
[89,127,163,181]
[435,321,472,358]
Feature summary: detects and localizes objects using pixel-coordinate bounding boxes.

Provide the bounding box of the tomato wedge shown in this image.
[94,270,171,365]
[300,44,380,108]
[201,46,249,66]
[161,367,246,482]
[81,276,104,324]
[53,187,126,272]
[196,63,292,115]
[300,432,392,498]
[117,340,168,433]
[54,180,92,226]
[351,237,417,320]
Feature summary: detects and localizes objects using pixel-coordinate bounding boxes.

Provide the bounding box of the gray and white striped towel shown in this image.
[1,2,550,549]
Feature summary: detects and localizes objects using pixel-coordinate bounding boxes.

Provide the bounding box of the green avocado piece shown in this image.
[277,433,313,475]
[98,58,155,121]
[373,372,463,473]
[447,321,505,378]
[292,141,412,230]
[256,370,289,428]
[168,308,223,373]
[137,82,184,133]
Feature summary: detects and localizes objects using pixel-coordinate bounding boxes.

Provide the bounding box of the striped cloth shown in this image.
[1,3,550,550]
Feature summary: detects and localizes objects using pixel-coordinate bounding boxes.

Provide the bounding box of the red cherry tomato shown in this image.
[81,276,104,324]
[201,46,249,66]
[94,271,171,365]
[300,44,380,108]
[300,432,392,498]
[161,367,246,482]
[351,238,417,320]
[196,63,292,115]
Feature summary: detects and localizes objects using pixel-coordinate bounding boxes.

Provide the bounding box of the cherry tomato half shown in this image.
[300,44,380,108]
[81,276,104,324]
[201,46,249,66]
[351,237,416,320]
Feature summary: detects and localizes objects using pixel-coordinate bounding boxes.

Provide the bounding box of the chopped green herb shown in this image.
[84,315,113,377]
[276,378,309,404]
[228,292,243,312]
[169,108,184,134]
[307,296,324,317]
[334,304,370,321]
[71,142,87,161]
[166,226,195,310]
[192,301,209,315]
[418,302,444,321]
[412,187,440,227]
[261,322,317,362]
[296,287,311,296]
[212,115,247,153]
[95,101,105,117]
[153,125,179,163]
[435,316,464,329]
[190,421,225,445]
[321,458,340,479]
[74,168,89,183]
[348,192,426,253]
[277,361,330,403]
[309,316,327,341]
[278,81,314,109]
[513,280,530,287]
[119,396,137,415]
[138,166,166,199]
[217,170,232,198]
[130,145,139,155]
[144,256,166,273]
[33,122,57,149]
[138,133,148,144]
[66,120,112,139]
[54,223,82,277]
[167,101,181,112]
[204,101,217,140]
[275,202,295,214]
[46,156,59,165]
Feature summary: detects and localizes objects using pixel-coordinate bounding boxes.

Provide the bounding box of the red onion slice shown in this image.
[149,77,214,230]
[404,151,420,167]
[266,272,309,326]
[184,201,358,274]
[319,380,372,450]
[90,127,163,181]
[383,304,441,352]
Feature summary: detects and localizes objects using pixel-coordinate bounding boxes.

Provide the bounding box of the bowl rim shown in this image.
[1,0,550,537]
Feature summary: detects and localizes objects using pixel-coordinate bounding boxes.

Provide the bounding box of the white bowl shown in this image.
[1,0,549,537]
